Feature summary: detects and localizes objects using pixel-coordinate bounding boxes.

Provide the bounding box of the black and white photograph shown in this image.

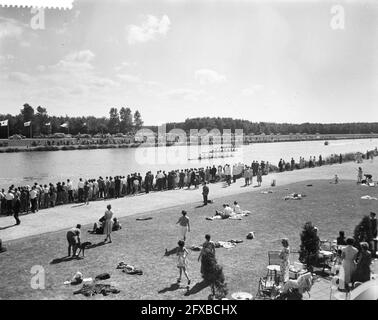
[0,0,378,309]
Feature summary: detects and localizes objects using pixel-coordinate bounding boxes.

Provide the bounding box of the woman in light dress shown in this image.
[279,238,290,283]
[103,204,114,243]
[339,237,358,290]
[176,240,191,285]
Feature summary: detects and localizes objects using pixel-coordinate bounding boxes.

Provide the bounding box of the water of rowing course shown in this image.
[0,138,377,188]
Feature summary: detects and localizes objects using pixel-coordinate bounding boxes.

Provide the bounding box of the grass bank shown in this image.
[1,179,377,300]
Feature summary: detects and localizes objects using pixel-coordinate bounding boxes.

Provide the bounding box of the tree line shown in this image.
[0,104,144,138]
[165,117,378,135]
[2,108,378,139]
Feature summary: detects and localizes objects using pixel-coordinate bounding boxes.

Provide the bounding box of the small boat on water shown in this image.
[188,153,235,161]
[324,141,329,146]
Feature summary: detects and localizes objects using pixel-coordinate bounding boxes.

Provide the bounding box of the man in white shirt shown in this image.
[5,190,14,215]
[67,179,74,203]
[29,186,38,213]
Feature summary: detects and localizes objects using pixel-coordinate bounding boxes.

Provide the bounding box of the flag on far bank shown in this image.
[60,122,69,128]
[0,119,8,126]
[24,121,31,127]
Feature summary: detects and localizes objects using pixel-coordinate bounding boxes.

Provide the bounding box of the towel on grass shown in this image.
[361,195,378,200]
[136,217,153,221]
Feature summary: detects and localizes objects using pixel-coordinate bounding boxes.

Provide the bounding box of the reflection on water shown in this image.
[0,138,377,188]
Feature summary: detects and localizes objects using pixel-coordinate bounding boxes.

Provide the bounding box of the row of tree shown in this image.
[166,117,378,135]
[2,109,378,139]
[0,104,144,137]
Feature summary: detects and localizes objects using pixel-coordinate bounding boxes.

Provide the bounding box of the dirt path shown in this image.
[1,160,377,242]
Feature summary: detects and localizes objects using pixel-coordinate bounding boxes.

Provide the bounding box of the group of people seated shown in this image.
[90,216,122,234]
[207,202,251,220]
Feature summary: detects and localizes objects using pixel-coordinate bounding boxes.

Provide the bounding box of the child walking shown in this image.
[177,240,191,285]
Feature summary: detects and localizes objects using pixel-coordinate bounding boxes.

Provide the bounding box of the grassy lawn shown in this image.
[1,179,377,300]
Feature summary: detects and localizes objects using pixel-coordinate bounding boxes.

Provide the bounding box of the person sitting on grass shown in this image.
[112,217,122,231]
[89,216,105,234]
[232,201,251,215]
[66,224,81,257]
[214,204,233,219]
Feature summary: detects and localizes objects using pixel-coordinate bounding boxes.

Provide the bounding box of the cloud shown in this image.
[126,14,171,44]
[7,72,33,84]
[241,84,264,96]
[51,50,96,73]
[195,69,226,85]
[0,54,14,68]
[163,88,205,102]
[65,50,95,64]
[90,78,120,88]
[0,18,23,40]
[117,74,141,83]
[114,61,136,72]
[29,50,120,94]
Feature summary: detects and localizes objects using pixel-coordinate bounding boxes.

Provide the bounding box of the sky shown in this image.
[0,0,377,125]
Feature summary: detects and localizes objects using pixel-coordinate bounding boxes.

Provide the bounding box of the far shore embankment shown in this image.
[1,133,378,153]
[1,160,377,242]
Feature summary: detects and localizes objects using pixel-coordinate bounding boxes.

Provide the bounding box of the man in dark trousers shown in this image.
[13,194,21,225]
[202,182,209,205]
[370,212,377,257]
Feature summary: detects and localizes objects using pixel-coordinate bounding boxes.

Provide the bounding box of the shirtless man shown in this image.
[176,210,190,241]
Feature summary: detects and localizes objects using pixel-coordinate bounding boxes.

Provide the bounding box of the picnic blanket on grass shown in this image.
[206,212,249,221]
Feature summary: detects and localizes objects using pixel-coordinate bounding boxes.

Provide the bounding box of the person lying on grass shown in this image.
[284,193,306,200]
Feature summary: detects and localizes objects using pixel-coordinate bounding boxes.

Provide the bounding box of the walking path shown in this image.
[1,161,377,242]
